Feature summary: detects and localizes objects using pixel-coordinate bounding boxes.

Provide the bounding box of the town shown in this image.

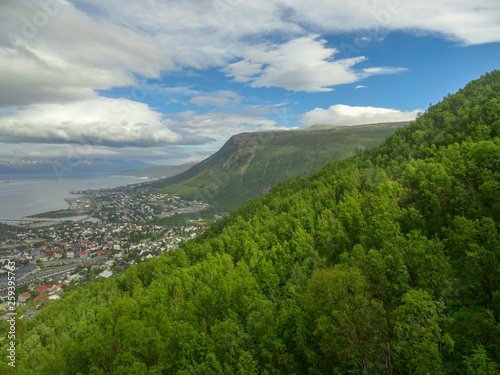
[0,188,211,320]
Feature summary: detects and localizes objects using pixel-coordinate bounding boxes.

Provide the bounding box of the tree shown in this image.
[463,345,499,375]
[304,265,385,374]
[393,289,454,375]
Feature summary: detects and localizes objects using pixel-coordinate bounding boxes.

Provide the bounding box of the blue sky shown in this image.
[0,0,499,164]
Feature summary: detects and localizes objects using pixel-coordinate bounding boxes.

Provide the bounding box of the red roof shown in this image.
[35,284,53,292]
[33,293,49,302]
[80,251,87,255]
[21,292,31,297]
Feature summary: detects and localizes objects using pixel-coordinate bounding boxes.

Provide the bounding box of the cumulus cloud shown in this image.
[190,92,240,108]
[300,104,421,126]
[0,97,180,147]
[224,36,407,92]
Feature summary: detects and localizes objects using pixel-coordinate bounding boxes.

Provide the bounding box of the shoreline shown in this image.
[0,174,140,220]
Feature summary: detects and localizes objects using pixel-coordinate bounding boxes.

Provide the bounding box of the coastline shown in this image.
[0,174,142,220]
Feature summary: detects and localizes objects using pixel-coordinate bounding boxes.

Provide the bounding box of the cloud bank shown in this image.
[0,97,180,147]
[165,110,278,145]
[300,104,421,126]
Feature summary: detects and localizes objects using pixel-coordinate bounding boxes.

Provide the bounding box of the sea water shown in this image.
[0,174,142,220]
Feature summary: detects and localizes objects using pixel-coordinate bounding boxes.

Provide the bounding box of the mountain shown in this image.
[6,71,500,374]
[114,162,197,179]
[0,158,154,175]
[153,121,409,211]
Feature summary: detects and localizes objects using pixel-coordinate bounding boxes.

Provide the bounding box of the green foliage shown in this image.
[0,222,22,237]
[393,289,454,375]
[463,345,500,375]
[304,265,386,373]
[6,70,500,374]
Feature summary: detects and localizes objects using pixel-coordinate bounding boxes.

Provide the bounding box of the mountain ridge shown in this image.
[0,158,154,176]
[152,121,410,211]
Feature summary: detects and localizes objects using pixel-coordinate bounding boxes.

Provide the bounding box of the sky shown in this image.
[0,0,499,166]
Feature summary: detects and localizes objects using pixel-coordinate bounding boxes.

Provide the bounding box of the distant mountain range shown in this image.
[0,158,154,176]
[114,162,198,179]
[151,121,410,211]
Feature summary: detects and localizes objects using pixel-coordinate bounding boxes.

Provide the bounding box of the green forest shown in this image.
[2,71,500,374]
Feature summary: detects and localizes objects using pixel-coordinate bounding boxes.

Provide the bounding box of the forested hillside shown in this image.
[152,122,408,211]
[3,71,500,374]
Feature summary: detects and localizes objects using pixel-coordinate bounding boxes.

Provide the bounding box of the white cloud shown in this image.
[0,97,180,147]
[226,61,264,83]
[0,0,166,107]
[78,0,500,50]
[355,85,366,89]
[362,67,408,77]
[190,92,240,108]
[1,0,498,108]
[271,0,500,46]
[224,36,405,92]
[165,110,280,146]
[300,104,421,126]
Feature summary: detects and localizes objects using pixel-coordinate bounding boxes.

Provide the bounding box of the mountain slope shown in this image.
[5,71,500,374]
[153,122,409,211]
